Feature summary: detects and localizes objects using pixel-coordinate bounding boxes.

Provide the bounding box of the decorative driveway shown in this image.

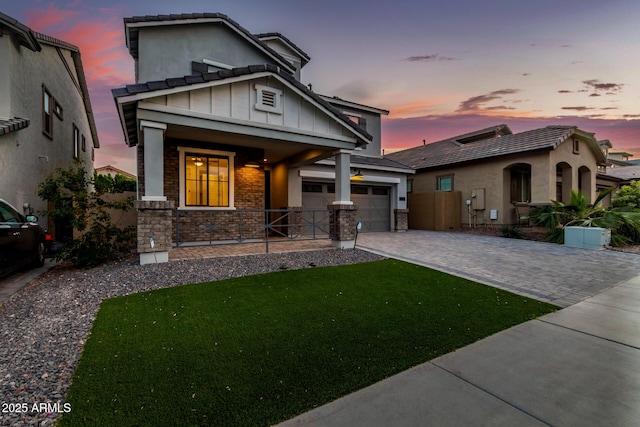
[357,230,640,307]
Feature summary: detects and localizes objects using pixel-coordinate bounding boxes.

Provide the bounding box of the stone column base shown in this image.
[328,203,358,248]
[394,208,409,232]
[135,199,175,265]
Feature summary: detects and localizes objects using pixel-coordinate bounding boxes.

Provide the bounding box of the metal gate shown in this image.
[175,208,335,253]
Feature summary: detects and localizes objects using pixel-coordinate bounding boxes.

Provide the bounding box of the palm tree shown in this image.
[530,188,640,246]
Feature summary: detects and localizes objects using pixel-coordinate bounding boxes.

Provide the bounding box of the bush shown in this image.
[38,161,136,268]
[613,180,640,209]
[500,224,526,239]
[529,189,640,246]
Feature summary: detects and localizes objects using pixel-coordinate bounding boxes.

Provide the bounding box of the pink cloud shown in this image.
[25,3,80,31]
[382,113,640,159]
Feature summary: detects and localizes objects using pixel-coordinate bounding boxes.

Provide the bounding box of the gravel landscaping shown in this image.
[0,249,383,426]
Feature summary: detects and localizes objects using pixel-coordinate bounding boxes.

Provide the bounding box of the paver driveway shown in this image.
[357,230,640,307]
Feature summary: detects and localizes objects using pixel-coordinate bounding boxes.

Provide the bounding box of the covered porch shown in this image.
[113,67,371,264]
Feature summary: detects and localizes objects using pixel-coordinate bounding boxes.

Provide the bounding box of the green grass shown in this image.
[60,259,557,426]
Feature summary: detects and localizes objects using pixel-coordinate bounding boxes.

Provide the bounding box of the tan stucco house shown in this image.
[387,124,607,228]
[0,12,99,237]
[112,13,412,264]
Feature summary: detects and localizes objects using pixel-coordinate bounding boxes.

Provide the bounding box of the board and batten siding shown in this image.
[145,78,348,138]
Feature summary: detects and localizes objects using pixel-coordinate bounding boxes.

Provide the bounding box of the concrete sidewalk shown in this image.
[277,231,640,426]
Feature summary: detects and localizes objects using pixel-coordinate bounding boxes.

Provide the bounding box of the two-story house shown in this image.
[112,13,412,264]
[0,12,99,238]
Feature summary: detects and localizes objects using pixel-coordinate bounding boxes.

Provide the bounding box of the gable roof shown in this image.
[0,11,40,51]
[387,125,606,170]
[255,32,310,67]
[123,13,297,74]
[112,63,373,147]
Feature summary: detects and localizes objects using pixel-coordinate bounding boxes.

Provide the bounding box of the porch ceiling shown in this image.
[165,123,338,165]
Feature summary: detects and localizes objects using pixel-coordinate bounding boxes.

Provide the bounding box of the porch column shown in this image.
[329,150,357,249]
[137,120,171,265]
[334,149,352,205]
[140,120,167,201]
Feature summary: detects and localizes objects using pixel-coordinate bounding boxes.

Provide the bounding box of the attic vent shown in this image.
[262,90,276,107]
[255,84,282,114]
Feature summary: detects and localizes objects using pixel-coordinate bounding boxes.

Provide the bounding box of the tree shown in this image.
[38,160,136,267]
[530,188,640,246]
[612,180,640,209]
[95,172,137,194]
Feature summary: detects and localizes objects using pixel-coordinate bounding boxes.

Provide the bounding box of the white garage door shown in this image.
[302,182,391,232]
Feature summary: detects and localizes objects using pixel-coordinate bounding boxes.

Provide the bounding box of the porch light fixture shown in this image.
[245,161,261,168]
[351,169,364,180]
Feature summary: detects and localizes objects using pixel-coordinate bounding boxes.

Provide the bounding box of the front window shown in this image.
[179,147,235,209]
[185,154,230,207]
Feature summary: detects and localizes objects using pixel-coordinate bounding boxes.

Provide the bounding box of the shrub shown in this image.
[500,224,526,239]
[38,160,136,268]
[529,188,640,246]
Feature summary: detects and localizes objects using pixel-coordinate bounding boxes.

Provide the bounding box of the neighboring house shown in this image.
[112,13,412,264]
[387,124,607,227]
[95,165,137,180]
[0,12,99,237]
[603,165,640,185]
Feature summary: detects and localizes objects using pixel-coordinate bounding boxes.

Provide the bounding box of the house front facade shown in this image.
[113,13,411,264]
[387,125,607,228]
[0,12,98,235]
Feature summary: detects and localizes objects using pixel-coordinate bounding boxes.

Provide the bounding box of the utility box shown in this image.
[564,227,611,249]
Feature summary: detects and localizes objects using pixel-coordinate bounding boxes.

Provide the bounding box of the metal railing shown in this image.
[175,208,336,253]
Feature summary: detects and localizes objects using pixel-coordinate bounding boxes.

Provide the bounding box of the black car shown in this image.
[0,199,46,278]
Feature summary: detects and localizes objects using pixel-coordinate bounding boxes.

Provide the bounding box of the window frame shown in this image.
[437,174,454,191]
[72,124,79,159]
[573,139,580,154]
[53,100,64,120]
[42,86,53,139]
[178,147,235,210]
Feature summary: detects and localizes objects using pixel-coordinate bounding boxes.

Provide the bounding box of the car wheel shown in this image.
[32,240,45,267]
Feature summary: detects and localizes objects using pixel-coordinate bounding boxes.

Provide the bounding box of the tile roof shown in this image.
[604,165,640,181]
[350,155,414,171]
[123,13,296,74]
[387,125,602,169]
[0,118,30,136]
[112,64,373,147]
[318,155,414,172]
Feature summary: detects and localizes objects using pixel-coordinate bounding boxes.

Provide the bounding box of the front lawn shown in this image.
[60,259,557,426]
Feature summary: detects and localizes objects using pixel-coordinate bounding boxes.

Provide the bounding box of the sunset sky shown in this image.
[4,0,640,174]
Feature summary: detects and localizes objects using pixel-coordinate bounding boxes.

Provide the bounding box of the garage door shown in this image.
[302,182,390,232]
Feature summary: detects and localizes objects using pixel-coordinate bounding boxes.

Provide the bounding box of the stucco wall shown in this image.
[136,24,277,83]
[0,38,95,228]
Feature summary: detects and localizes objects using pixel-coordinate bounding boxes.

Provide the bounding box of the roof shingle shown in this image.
[386,125,602,169]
